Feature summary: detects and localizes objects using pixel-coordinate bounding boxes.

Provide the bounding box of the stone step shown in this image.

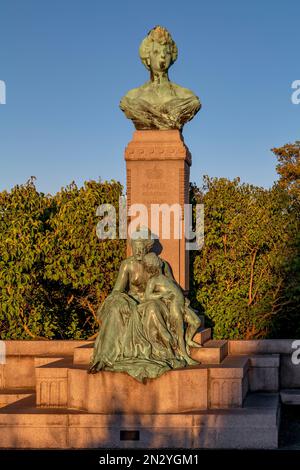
[36,357,73,369]
[34,356,68,367]
[0,392,279,449]
[247,354,280,392]
[0,389,34,408]
[280,389,300,405]
[73,345,93,366]
[190,339,228,364]
[193,327,211,346]
[209,354,249,373]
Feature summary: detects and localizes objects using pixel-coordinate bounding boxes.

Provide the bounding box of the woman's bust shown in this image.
[120,26,201,130]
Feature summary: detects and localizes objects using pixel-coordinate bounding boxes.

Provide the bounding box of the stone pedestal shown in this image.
[0,339,283,449]
[125,130,191,291]
[35,349,249,413]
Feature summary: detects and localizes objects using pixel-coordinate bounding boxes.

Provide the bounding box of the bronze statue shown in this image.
[120,26,201,130]
[89,233,201,382]
[143,252,199,362]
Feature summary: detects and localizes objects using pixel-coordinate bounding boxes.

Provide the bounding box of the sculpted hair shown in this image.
[143,252,162,275]
[139,25,178,70]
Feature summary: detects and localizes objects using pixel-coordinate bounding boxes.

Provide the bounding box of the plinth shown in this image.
[125,130,191,291]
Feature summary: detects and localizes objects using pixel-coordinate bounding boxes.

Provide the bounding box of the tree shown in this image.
[0,178,125,340]
[272,141,300,200]
[270,141,300,336]
[190,176,300,339]
[43,180,125,339]
[0,178,56,339]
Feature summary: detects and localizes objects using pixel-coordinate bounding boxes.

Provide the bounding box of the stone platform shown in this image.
[0,393,279,449]
[0,330,292,449]
[36,355,249,413]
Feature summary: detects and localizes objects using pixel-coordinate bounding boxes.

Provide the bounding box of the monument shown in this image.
[88,26,202,381]
[0,26,281,450]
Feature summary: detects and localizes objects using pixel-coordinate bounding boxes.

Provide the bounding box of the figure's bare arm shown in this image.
[112,260,129,293]
[145,278,162,300]
[145,278,154,299]
[146,292,163,300]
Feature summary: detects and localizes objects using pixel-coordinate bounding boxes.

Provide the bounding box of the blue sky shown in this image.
[0,0,299,194]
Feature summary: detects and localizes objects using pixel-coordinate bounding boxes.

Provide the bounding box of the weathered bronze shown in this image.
[90,28,202,382]
[120,26,201,130]
[89,233,201,382]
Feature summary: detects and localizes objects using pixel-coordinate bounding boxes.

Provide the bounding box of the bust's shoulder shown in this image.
[122,82,151,100]
[123,88,139,100]
[123,81,152,100]
[170,82,199,99]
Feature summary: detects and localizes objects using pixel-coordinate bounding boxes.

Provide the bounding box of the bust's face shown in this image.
[149,41,172,73]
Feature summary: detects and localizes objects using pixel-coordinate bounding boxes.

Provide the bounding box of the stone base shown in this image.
[280,389,300,405]
[248,355,279,392]
[0,393,279,449]
[229,340,293,389]
[35,356,249,413]
[190,339,228,364]
[0,338,290,449]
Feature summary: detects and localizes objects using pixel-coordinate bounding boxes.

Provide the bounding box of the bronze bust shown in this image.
[120,26,201,130]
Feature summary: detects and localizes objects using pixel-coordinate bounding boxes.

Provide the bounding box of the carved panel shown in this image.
[210,378,243,408]
[36,377,68,408]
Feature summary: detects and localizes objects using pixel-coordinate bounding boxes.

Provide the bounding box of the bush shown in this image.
[189,176,300,339]
[0,178,125,339]
[1,167,299,340]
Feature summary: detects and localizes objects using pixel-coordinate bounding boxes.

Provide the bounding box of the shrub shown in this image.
[0,178,125,339]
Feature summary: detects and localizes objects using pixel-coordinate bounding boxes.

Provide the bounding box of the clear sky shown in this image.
[0,0,299,194]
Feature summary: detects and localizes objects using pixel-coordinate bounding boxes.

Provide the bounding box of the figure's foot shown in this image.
[88,363,99,374]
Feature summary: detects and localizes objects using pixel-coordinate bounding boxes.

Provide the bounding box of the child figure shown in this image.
[142,252,201,365]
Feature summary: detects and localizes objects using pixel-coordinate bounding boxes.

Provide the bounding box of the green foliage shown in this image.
[1,154,299,340]
[0,178,125,339]
[189,176,300,339]
[272,141,300,200]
